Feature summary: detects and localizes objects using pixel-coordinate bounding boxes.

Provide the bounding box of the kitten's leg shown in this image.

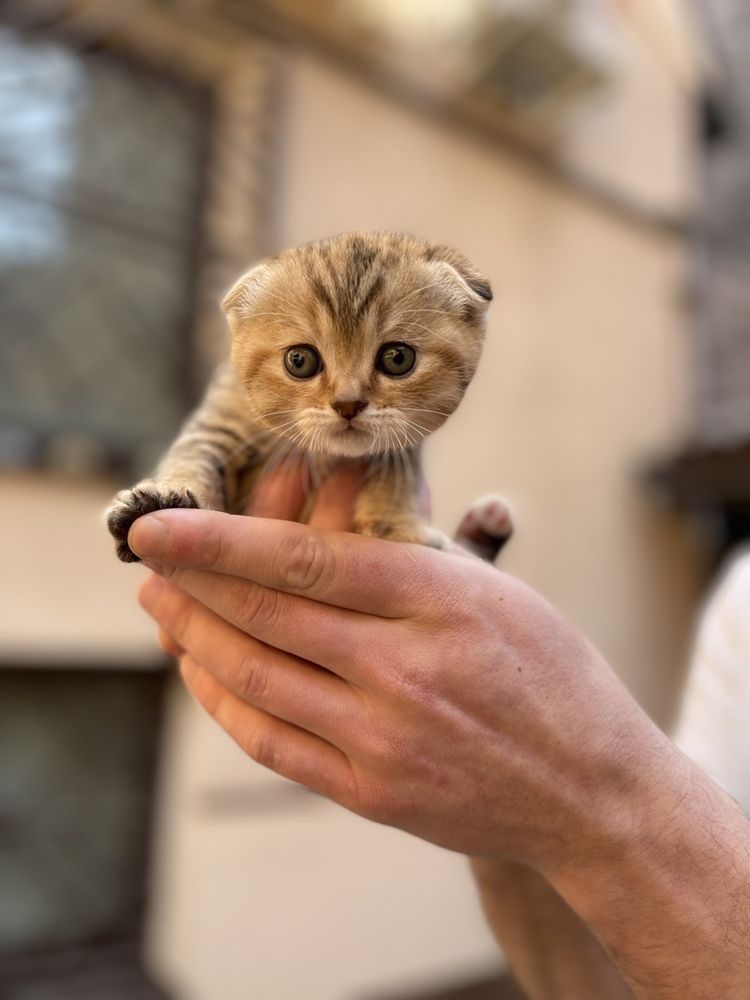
[353,447,449,548]
[107,363,263,562]
[354,455,515,554]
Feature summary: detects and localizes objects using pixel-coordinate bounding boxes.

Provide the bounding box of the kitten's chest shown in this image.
[231,426,341,517]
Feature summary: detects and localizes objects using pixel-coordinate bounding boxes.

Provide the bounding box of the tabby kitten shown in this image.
[107,232,498,562]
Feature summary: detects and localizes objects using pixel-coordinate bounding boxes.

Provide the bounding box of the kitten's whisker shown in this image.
[267,418,301,437]
[289,427,309,452]
[407,407,453,417]
[398,424,418,449]
[266,437,297,477]
[267,414,300,428]
[267,434,291,467]
[263,408,302,418]
[368,425,382,458]
[398,414,414,449]
[399,417,431,437]
[376,424,386,456]
[379,425,393,456]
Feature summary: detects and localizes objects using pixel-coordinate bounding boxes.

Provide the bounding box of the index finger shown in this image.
[243,457,309,519]
[128,509,436,617]
[307,464,364,531]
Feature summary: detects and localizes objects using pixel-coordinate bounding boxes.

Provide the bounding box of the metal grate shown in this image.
[0,24,209,475]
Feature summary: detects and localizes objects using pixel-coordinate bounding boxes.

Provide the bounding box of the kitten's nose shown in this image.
[332,399,367,421]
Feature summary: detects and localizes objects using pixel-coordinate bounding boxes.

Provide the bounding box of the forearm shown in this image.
[546,737,750,1000]
[471,857,633,1000]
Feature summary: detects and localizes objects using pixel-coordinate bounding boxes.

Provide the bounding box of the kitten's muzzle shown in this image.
[331,399,367,421]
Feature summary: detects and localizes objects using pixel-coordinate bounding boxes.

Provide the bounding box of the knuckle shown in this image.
[236,582,284,632]
[202,521,229,572]
[278,532,334,594]
[235,651,272,705]
[357,780,406,826]
[351,728,412,825]
[363,711,409,769]
[381,644,437,706]
[157,563,180,586]
[141,579,192,639]
[247,726,281,773]
[164,592,193,642]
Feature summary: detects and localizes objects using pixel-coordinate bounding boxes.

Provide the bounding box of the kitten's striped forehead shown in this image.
[226,232,492,348]
[299,234,395,342]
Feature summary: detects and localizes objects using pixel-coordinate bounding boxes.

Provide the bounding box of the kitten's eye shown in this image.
[376,342,416,377]
[284,344,322,379]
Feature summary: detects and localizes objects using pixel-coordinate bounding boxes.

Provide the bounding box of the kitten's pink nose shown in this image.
[332,399,367,421]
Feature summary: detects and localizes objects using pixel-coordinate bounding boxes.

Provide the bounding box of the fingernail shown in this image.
[129,514,168,557]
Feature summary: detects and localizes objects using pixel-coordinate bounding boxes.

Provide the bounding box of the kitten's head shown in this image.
[222,232,491,458]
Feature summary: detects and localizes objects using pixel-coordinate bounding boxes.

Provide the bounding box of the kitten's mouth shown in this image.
[333,424,369,444]
[331,414,369,434]
[324,420,376,457]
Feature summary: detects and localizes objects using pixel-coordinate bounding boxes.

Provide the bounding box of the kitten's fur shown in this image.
[107,232,496,561]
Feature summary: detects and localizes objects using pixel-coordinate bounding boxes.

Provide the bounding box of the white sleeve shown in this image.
[672,550,750,816]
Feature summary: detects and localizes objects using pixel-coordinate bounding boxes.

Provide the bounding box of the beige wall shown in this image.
[1,35,705,1000]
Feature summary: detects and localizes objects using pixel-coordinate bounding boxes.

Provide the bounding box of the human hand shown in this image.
[132,465,750,999]
[130,473,663,874]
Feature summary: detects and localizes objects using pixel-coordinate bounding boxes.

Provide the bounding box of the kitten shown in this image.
[107,231,506,562]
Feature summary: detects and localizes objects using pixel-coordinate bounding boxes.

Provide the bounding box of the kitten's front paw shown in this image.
[106,484,199,563]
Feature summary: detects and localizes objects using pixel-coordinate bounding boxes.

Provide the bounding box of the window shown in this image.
[0,27,209,475]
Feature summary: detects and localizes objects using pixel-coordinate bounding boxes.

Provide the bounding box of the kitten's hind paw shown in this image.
[454,495,513,563]
[355,517,451,550]
[106,484,199,563]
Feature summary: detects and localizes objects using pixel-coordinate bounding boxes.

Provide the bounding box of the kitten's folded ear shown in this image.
[221,261,273,317]
[425,244,493,312]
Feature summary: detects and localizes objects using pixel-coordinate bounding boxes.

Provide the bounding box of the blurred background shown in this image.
[1,1,747,997]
